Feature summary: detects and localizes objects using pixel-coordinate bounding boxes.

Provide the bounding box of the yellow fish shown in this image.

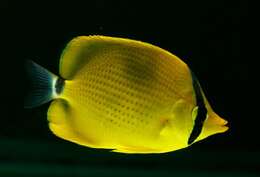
[25,35,228,153]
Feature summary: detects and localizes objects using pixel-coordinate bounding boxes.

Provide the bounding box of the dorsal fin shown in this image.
[59,35,184,79]
[59,36,105,79]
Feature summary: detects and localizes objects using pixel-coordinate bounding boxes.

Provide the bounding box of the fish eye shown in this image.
[191,106,198,121]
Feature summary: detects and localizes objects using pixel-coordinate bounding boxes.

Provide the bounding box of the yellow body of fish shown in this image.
[25,36,228,153]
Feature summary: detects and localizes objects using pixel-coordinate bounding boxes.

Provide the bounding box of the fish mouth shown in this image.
[221,120,229,132]
[217,117,229,131]
[223,120,228,127]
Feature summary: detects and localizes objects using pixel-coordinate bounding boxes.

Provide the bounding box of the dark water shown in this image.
[1,0,255,177]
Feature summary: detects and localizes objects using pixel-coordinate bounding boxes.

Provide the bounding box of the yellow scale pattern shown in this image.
[62,43,193,149]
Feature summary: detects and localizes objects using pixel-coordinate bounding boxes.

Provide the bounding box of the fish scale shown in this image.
[67,44,186,133]
[84,68,154,130]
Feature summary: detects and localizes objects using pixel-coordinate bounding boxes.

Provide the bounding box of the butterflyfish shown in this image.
[25,35,229,153]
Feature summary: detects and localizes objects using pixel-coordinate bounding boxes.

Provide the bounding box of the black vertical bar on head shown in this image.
[188,71,207,145]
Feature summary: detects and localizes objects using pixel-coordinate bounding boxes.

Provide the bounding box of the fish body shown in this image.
[25,36,228,153]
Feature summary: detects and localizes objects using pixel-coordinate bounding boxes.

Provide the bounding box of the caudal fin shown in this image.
[24,60,58,108]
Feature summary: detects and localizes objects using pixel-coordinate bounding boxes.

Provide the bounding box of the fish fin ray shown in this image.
[24,60,58,108]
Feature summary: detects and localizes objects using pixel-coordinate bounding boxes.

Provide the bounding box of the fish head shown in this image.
[194,111,229,143]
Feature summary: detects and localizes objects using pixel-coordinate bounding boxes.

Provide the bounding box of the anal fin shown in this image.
[112,145,159,154]
[48,99,101,148]
[47,99,78,142]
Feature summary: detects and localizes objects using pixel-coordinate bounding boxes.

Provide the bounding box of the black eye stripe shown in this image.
[188,71,207,145]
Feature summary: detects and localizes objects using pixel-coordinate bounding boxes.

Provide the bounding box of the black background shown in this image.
[1,0,256,177]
